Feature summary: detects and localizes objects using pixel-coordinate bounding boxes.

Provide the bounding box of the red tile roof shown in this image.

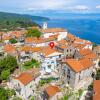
[41,47,59,57]
[80,49,97,59]
[15,72,33,86]
[45,85,61,97]
[4,44,16,53]
[93,80,100,100]
[64,58,93,72]
[41,28,67,33]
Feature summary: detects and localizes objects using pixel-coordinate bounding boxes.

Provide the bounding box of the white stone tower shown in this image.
[42,22,48,29]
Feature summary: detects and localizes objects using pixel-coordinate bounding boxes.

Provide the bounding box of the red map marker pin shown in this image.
[49,42,55,48]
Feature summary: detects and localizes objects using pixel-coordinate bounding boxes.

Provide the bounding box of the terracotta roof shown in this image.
[31,47,42,52]
[65,58,93,72]
[2,35,11,40]
[85,53,97,59]
[93,80,100,100]
[4,44,16,53]
[45,85,61,97]
[72,43,86,50]
[0,32,4,35]
[41,28,67,33]
[21,46,32,52]
[79,49,92,56]
[11,31,22,38]
[21,46,42,52]
[33,38,45,43]
[57,39,68,45]
[58,45,68,49]
[15,72,33,86]
[67,33,75,41]
[25,37,45,43]
[75,38,85,43]
[27,68,40,78]
[41,47,60,57]
[45,37,57,42]
[80,49,97,60]
[25,37,35,43]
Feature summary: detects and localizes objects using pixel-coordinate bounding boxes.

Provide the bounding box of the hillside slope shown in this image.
[0,12,49,31]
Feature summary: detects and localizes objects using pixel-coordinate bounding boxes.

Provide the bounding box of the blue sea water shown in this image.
[36,19,100,44]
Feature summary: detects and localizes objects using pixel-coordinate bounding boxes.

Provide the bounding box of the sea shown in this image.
[35,18,100,44]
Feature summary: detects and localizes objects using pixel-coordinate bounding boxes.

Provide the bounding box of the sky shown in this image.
[0,0,100,17]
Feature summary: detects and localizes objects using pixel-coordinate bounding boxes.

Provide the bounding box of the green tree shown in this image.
[93,43,97,48]
[6,88,16,98]
[9,38,17,44]
[1,69,10,80]
[12,96,22,100]
[0,55,18,81]
[29,96,34,100]
[96,70,100,80]
[88,83,93,91]
[60,95,68,100]
[26,29,42,38]
[0,87,8,100]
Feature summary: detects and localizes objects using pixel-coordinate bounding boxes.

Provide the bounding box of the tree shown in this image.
[88,83,93,91]
[96,70,100,80]
[60,95,68,100]
[9,38,17,44]
[1,69,10,80]
[6,89,16,98]
[0,55,18,81]
[93,43,97,48]
[29,96,34,100]
[0,87,8,100]
[12,96,22,100]
[26,29,42,38]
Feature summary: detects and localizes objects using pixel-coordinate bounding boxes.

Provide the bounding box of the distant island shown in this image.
[0,12,50,31]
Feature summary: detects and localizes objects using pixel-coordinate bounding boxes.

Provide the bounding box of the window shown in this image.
[47,62,49,64]
[63,70,66,76]
[67,75,70,79]
[67,69,70,75]
[59,55,61,58]
[48,65,51,69]
[30,85,32,88]
[51,61,54,64]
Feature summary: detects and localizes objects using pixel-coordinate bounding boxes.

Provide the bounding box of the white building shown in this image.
[59,58,94,90]
[11,69,41,99]
[40,47,64,73]
[40,28,68,41]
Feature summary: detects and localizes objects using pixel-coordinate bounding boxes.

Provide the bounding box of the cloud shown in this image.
[69,5,89,11]
[96,5,100,9]
[26,0,70,11]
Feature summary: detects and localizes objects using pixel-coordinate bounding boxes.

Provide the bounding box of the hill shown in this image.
[0,12,49,31]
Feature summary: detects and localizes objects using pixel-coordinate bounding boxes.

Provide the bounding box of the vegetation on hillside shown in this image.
[0,12,49,31]
[26,29,42,38]
[0,87,16,100]
[9,38,17,44]
[0,55,18,81]
[23,59,40,70]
